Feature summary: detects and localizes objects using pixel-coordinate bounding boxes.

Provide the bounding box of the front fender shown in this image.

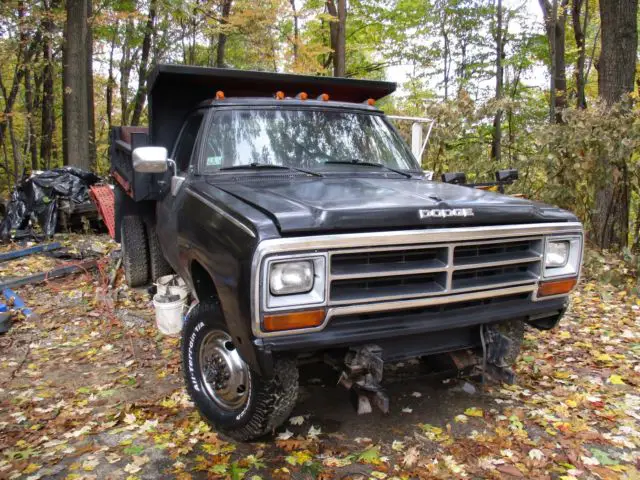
[177,184,279,374]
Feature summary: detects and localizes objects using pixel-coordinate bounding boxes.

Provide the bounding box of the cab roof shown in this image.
[147,64,396,149]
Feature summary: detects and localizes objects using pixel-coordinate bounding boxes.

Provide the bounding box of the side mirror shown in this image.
[495,169,518,183]
[132,146,168,173]
[442,172,467,185]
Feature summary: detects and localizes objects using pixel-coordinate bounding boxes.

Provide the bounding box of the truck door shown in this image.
[156,110,205,271]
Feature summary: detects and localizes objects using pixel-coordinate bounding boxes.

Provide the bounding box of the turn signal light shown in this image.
[537,278,577,297]
[215,90,225,100]
[263,309,325,332]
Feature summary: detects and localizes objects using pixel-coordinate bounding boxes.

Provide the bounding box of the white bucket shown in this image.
[156,275,189,299]
[153,294,187,335]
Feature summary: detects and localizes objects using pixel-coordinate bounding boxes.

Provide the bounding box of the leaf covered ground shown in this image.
[0,235,639,480]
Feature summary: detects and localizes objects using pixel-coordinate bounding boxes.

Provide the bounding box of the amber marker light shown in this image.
[367,98,375,106]
[537,278,577,297]
[275,91,285,100]
[318,93,330,101]
[215,90,225,100]
[297,92,308,100]
[263,309,325,332]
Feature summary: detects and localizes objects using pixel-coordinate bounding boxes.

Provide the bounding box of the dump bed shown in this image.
[109,126,168,202]
[110,64,396,202]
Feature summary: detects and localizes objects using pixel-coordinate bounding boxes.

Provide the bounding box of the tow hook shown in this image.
[338,344,389,415]
[479,325,516,385]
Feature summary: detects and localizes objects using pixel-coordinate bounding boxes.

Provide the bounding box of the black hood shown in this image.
[206,175,577,234]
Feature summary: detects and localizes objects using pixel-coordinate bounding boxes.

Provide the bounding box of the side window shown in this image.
[172,112,204,173]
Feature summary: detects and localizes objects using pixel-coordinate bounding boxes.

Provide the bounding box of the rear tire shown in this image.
[182,302,298,441]
[146,223,172,281]
[121,215,149,287]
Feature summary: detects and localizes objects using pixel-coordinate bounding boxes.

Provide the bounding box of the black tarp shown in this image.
[0,167,99,241]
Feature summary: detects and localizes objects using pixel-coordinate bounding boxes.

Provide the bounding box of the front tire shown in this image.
[182,302,298,441]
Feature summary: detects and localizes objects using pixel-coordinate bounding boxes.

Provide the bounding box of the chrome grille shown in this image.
[329,237,543,305]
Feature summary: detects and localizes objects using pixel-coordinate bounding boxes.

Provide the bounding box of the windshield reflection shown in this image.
[201,109,418,172]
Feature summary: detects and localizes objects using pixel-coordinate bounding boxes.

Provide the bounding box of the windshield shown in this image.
[201,108,418,173]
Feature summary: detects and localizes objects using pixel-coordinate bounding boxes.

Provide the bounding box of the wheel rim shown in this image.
[198,330,251,411]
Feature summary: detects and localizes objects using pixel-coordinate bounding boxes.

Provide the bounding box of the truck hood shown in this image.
[206,176,577,234]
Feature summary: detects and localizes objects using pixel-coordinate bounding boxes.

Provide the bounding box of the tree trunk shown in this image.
[592,0,638,249]
[106,21,118,131]
[327,0,346,77]
[598,0,638,105]
[86,0,96,169]
[290,0,299,64]
[491,0,504,164]
[120,19,135,126]
[539,0,568,122]
[131,0,157,126]
[572,0,588,109]
[216,0,233,67]
[40,0,58,170]
[23,67,38,171]
[62,0,91,170]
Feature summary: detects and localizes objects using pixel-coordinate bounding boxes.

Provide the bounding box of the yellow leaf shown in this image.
[608,375,626,385]
[595,353,612,362]
[464,407,483,417]
[565,399,578,408]
[23,464,41,474]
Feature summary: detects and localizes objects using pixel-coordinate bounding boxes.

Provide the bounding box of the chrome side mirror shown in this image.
[132,146,168,173]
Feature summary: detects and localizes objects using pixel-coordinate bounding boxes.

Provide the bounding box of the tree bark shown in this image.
[572,0,588,109]
[539,0,568,122]
[327,0,346,77]
[62,0,91,170]
[290,0,299,64]
[23,67,38,171]
[131,0,157,126]
[491,0,504,164]
[598,0,638,105]
[592,0,638,249]
[40,0,58,169]
[216,0,232,67]
[86,0,96,169]
[106,21,118,131]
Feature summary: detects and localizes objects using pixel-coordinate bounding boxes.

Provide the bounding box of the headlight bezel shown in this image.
[263,254,327,310]
[269,260,315,296]
[542,235,582,279]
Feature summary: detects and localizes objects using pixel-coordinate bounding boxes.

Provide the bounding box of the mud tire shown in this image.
[182,302,298,441]
[121,215,149,287]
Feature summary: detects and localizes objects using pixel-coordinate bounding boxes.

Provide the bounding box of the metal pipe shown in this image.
[0,242,62,263]
[2,287,39,321]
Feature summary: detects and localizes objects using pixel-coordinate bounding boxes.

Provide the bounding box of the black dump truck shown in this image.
[110,64,583,440]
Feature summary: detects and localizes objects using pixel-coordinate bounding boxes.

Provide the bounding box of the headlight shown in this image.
[545,240,569,267]
[264,255,327,310]
[270,260,314,295]
[543,236,582,279]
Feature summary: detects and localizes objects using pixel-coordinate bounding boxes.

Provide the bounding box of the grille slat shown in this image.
[329,238,542,304]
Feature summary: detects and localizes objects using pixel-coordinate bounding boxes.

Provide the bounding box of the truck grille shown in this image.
[329,238,542,305]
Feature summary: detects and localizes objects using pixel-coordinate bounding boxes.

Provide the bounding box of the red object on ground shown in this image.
[89,185,116,239]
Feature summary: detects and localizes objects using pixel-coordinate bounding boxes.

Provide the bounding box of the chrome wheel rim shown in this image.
[198,330,250,411]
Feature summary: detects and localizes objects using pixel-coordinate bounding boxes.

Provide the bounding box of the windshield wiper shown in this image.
[324,160,413,179]
[219,162,323,177]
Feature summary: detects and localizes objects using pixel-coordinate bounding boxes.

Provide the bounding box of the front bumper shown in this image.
[253,292,568,374]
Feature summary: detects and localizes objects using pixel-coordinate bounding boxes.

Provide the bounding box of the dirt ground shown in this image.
[0,234,639,479]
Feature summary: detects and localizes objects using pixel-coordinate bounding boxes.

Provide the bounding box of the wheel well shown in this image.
[191,261,219,302]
